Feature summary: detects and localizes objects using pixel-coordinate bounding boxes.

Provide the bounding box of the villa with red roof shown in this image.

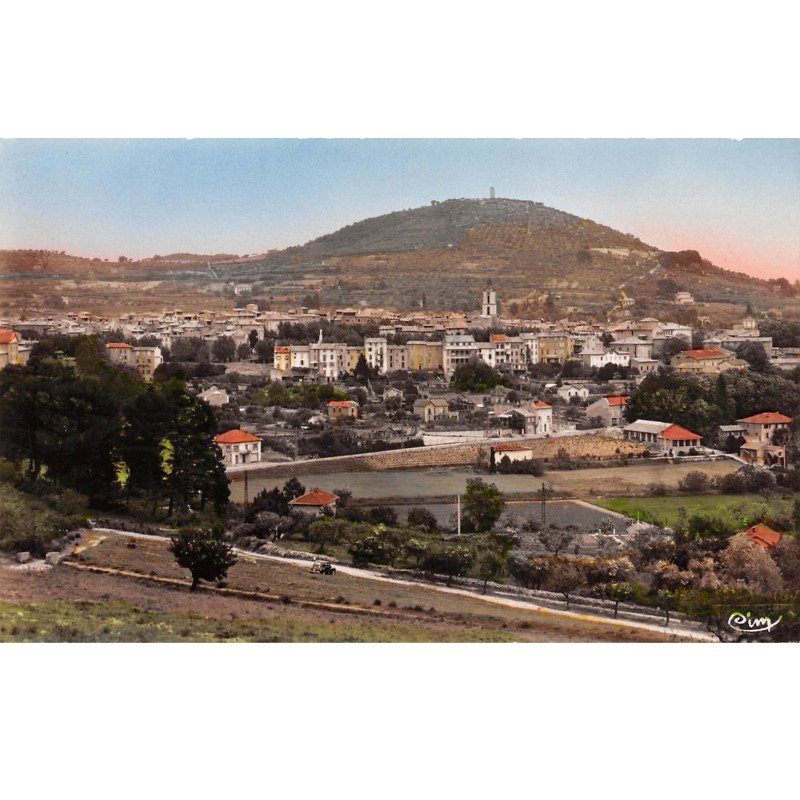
[732,523,783,550]
[213,428,262,467]
[0,328,20,369]
[586,395,629,427]
[738,411,792,467]
[327,399,359,421]
[623,419,702,453]
[671,347,746,374]
[289,488,340,517]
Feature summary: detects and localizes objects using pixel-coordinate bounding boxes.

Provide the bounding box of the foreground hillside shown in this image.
[0,533,678,643]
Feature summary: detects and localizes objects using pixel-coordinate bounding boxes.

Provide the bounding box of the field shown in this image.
[589,493,795,530]
[0,532,680,642]
[234,460,741,503]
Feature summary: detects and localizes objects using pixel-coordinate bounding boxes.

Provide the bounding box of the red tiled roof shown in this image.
[275,346,290,353]
[659,423,702,441]
[0,328,18,345]
[679,348,729,360]
[738,412,792,425]
[533,401,551,408]
[493,444,532,452]
[743,523,782,549]
[604,395,629,406]
[214,429,261,444]
[106,342,133,349]
[489,334,508,343]
[327,400,357,408]
[290,488,339,506]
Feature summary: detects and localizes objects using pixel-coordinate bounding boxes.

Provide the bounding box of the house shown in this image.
[737,412,792,467]
[106,342,163,381]
[498,401,553,435]
[556,384,589,402]
[623,420,702,453]
[413,397,452,423]
[586,395,628,427]
[0,328,20,368]
[735,523,782,549]
[672,347,746,375]
[289,488,340,517]
[491,443,534,464]
[674,291,695,305]
[197,385,230,406]
[213,428,262,466]
[327,400,359,421]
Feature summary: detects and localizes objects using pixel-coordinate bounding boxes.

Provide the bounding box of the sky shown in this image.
[0,138,797,281]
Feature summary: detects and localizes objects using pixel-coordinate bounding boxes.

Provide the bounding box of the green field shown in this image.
[590,494,796,531]
[0,600,521,643]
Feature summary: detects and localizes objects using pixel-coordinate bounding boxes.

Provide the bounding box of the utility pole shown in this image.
[540,481,547,525]
[457,494,462,535]
[244,468,249,506]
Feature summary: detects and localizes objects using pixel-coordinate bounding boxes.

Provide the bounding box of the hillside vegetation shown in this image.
[3,197,797,320]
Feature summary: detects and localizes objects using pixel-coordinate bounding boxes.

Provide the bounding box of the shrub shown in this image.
[678,471,711,494]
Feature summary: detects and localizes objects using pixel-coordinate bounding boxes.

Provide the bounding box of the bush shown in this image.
[677,471,711,494]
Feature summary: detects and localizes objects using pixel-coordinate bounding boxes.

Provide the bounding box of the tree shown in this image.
[236,343,252,361]
[120,386,174,510]
[307,518,348,554]
[163,388,229,516]
[254,338,274,364]
[538,527,576,556]
[282,477,306,501]
[462,479,506,532]
[659,335,691,365]
[421,544,475,585]
[508,556,550,589]
[407,507,438,533]
[353,354,375,384]
[248,330,259,350]
[545,559,584,609]
[212,336,236,363]
[450,360,506,393]
[477,549,507,593]
[169,526,237,591]
[718,541,784,595]
[403,537,429,567]
[736,341,771,373]
[599,582,635,618]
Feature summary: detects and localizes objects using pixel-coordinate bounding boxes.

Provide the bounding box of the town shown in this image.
[2,271,800,643]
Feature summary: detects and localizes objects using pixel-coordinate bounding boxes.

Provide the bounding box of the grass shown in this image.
[589,493,796,530]
[62,532,675,641]
[0,599,522,642]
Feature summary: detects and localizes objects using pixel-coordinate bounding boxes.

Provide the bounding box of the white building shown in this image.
[214,429,262,466]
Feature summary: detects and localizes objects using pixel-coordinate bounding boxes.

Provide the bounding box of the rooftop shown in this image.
[659,423,702,441]
[738,412,792,425]
[742,523,782,549]
[290,488,340,507]
[214,429,261,444]
[678,347,730,360]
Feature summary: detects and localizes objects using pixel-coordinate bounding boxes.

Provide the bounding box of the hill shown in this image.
[2,197,797,321]
[228,197,795,320]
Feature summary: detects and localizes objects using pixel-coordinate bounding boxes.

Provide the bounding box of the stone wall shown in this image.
[236,434,646,479]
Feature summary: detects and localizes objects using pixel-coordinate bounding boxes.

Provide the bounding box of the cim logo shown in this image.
[727,611,782,634]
